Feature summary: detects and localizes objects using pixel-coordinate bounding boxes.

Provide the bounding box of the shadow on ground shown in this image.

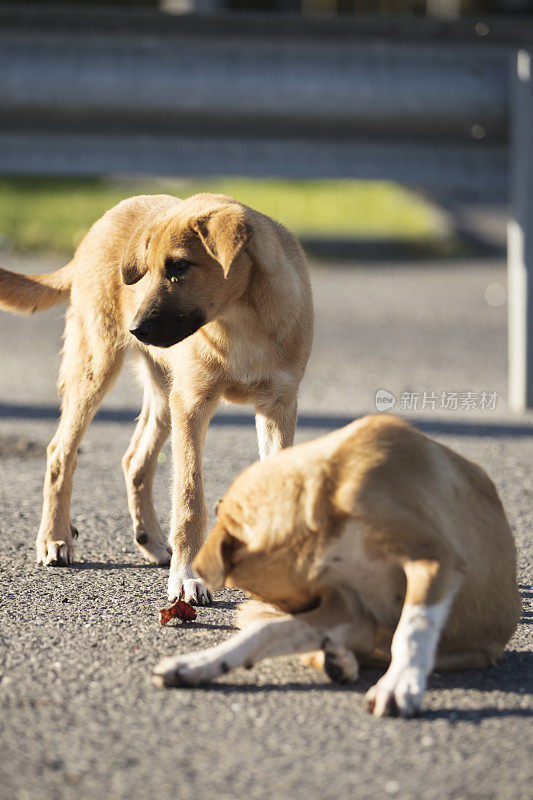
[1,402,533,438]
[152,646,533,724]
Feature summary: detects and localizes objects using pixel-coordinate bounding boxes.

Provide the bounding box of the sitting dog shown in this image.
[152,414,520,717]
[0,193,313,604]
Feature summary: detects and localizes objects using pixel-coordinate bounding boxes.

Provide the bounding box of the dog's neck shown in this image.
[244,248,305,341]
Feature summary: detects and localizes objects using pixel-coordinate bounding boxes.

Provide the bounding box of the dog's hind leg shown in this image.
[255,394,297,460]
[36,312,124,566]
[366,558,464,718]
[152,593,372,688]
[122,355,171,565]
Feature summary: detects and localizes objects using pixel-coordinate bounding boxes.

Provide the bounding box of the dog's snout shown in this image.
[128,305,206,348]
[129,318,153,343]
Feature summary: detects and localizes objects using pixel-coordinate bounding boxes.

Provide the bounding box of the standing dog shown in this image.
[0,193,313,603]
[153,415,520,717]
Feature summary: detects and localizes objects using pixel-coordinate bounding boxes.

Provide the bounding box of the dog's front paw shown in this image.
[366,667,426,718]
[168,565,212,606]
[152,652,215,688]
[36,536,74,566]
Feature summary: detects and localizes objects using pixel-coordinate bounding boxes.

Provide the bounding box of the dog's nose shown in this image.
[129,319,153,342]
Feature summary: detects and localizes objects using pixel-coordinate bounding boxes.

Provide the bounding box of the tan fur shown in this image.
[0,261,73,313]
[192,415,520,675]
[0,193,313,600]
[234,599,284,629]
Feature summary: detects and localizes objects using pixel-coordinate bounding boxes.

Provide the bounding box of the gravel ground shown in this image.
[0,255,531,800]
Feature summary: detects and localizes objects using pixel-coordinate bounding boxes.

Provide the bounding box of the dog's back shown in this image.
[329,416,521,663]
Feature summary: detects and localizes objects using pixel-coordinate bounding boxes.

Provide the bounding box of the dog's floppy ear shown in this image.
[192,523,241,590]
[121,223,152,285]
[192,205,252,277]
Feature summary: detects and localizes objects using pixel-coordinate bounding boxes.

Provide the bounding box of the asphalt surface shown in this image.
[0,254,531,800]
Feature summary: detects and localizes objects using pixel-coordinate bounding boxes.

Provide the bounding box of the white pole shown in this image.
[508,49,533,412]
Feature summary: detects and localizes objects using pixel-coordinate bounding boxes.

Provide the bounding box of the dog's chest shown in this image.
[222,329,292,401]
[200,313,298,403]
[226,334,272,384]
[319,521,405,626]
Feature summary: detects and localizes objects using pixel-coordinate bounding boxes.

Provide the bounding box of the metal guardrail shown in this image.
[0,5,532,409]
[0,5,512,199]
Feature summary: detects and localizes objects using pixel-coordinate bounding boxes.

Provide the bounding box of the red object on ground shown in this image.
[159,598,197,625]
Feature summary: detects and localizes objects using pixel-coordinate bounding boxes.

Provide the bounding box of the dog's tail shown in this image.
[235,599,286,630]
[0,262,73,314]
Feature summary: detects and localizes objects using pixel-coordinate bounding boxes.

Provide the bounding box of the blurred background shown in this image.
[2,0,528,258]
[31,1,533,15]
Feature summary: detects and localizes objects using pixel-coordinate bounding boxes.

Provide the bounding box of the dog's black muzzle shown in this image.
[129,309,206,348]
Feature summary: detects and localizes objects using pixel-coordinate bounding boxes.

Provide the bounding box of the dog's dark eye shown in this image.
[165,257,192,283]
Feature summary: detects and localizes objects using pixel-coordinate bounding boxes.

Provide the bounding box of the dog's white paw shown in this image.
[167,566,212,605]
[366,667,426,718]
[36,537,74,566]
[152,651,218,688]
